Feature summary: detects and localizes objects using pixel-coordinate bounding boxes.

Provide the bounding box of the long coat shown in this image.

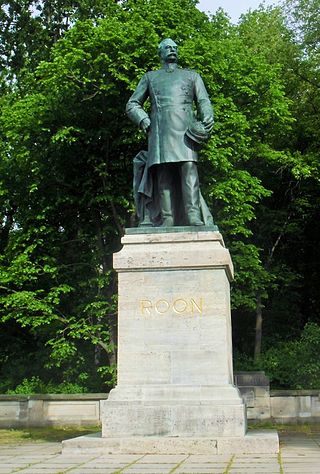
[126,65,213,167]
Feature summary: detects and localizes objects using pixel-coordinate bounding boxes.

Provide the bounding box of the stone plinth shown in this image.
[103,230,245,439]
[63,229,278,454]
[62,430,279,454]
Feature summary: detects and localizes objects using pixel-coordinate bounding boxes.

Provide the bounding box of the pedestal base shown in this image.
[62,430,279,455]
[102,385,246,438]
[64,230,279,455]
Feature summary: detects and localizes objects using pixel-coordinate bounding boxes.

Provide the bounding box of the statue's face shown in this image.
[159,39,178,63]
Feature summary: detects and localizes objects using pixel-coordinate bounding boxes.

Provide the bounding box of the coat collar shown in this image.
[162,63,178,73]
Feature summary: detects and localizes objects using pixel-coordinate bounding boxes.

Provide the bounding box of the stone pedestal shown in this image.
[63,228,279,454]
[102,230,246,438]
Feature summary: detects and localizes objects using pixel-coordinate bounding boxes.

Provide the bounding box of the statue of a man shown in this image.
[126,38,214,227]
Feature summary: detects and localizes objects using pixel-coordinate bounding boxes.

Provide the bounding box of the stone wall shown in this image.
[0,394,108,428]
[234,371,271,421]
[234,372,320,423]
[270,390,320,423]
[1,385,320,427]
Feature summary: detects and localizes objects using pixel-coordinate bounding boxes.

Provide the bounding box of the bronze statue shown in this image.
[126,38,214,227]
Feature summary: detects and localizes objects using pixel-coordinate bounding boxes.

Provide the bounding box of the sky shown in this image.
[197,0,282,23]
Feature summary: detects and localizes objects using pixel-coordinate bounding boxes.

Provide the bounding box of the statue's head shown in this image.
[158,38,178,64]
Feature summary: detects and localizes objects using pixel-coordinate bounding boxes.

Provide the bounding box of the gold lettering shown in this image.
[155,299,170,314]
[140,298,204,315]
[191,298,203,314]
[140,299,152,315]
[173,298,188,314]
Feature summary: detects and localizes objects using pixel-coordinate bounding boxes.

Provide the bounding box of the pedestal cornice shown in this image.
[114,230,234,281]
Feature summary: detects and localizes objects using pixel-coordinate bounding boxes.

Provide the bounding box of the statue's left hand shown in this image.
[203,116,214,134]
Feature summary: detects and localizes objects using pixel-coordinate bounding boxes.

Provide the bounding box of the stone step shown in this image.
[62,430,279,455]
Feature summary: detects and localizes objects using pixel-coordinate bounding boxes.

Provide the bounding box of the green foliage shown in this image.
[97,364,117,389]
[0,0,319,390]
[257,323,320,389]
[6,376,88,394]
[231,241,275,311]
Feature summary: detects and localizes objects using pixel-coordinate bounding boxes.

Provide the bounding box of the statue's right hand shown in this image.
[141,117,151,133]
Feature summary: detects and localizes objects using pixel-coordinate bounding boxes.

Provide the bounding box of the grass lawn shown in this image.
[1,422,320,445]
[248,421,320,435]
[0,425,100,444]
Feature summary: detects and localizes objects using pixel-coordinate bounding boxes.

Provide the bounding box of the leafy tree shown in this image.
[0,0,319,391]
[230,6,320,361]
[0,0,215,390]
[0,0,119,78]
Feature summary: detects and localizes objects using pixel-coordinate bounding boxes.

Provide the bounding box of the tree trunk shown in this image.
[0,205,16,249]
[254,212,292,360]
[95,210,117,366]
[254,293,263,361]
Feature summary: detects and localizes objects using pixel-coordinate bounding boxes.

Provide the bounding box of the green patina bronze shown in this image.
[126,38,215,228]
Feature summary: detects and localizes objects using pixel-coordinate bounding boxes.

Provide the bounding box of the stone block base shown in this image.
[62,430,279,455]
[102,402,246,438]
[101,386,246,438]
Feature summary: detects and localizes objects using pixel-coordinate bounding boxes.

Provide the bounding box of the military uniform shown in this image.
[127,64,212,165]
[126,63,213,226]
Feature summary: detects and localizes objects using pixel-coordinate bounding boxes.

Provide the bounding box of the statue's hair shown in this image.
[158,38,177,55]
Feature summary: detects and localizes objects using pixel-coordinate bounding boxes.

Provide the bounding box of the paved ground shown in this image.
[0,433,320,473]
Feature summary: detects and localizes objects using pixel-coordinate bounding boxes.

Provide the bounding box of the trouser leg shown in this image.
[157,164,174,226]
[139,197,153,227]
[180,161,203,226]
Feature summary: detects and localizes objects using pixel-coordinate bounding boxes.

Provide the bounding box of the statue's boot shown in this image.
[188,212,204,226]
[181,162,204,226]
[160,188,174,227]
[139,201,153,227]
[157,165,174,227]
[139,214,153,227]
